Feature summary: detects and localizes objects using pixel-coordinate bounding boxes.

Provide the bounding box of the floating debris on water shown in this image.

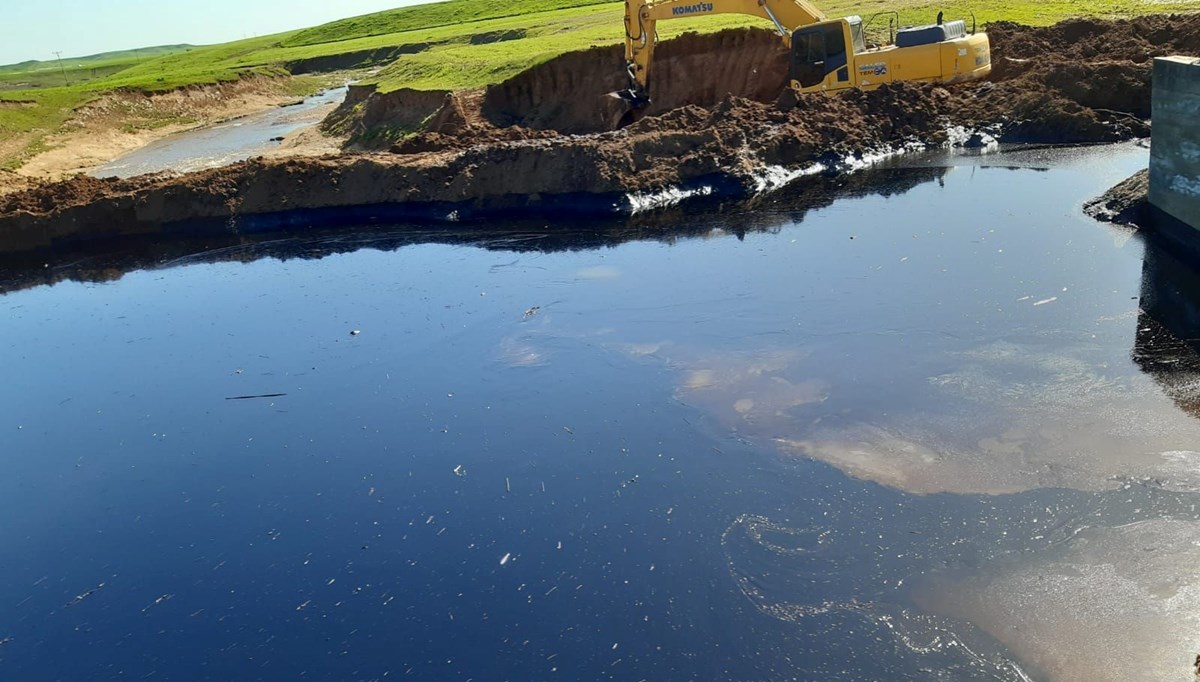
[142,594,174,613]
[65,583,105,608]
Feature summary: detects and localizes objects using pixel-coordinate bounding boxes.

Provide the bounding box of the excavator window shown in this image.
[791,24,849,89]
[849,20,866,53]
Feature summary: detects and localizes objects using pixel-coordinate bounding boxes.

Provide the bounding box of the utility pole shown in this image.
[52,51,69,87]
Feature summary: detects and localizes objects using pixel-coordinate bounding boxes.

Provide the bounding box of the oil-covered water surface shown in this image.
[3,144,1198,681]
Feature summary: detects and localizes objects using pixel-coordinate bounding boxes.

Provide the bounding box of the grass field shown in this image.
[0,0,1195,169]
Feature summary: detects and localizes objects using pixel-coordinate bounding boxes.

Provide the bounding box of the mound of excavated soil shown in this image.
[481,28,790,134]
[1,15,1196,253]
[988,15,1200,74]
[334,27,790,145]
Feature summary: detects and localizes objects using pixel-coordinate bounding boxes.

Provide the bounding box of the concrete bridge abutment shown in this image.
[1150,56,1200,242]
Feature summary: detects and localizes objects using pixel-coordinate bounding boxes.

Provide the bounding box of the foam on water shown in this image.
[722,514,1037,681]
[917,519,1200,682]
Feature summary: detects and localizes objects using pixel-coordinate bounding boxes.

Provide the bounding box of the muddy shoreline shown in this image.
[1,15,1198,256]
[0,165,946,295]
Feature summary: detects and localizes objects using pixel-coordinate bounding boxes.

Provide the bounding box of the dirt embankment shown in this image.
[1086,169,1150,226]
[333,28,790,146]
[286,43,430,75]
[1,15,1196,253]
[482,28,789,133]
[322,84,451,143]
[0,85,957,252]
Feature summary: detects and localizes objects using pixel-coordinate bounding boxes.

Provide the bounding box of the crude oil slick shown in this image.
[2,144,1198,680]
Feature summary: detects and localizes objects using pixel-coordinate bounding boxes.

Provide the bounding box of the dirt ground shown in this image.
[5,76,342,185]
[1,15,1197,251]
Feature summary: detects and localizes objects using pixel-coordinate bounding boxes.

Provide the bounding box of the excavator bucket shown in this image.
[602,86,650,129]
[608,88,651,109]
[603,93,643,129]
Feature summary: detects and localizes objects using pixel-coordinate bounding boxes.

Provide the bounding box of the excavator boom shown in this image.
[622,0,826,105]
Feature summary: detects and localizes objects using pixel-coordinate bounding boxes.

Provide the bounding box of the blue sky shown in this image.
[1,0,430,65]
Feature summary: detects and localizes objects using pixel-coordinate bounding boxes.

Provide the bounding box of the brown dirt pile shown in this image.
[333,27,790,146]
[988,15,1200,76]
[481,28,790,134]
[977,14,1200,131]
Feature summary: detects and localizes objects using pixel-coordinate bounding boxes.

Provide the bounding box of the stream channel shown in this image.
[90,86,347,179]
[2,143,1198,681]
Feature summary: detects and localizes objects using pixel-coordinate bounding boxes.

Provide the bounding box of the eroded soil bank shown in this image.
[1,15,1198,254]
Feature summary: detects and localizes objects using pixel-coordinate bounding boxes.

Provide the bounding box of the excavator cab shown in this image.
[789,13,989,93]
[790,20,857,89]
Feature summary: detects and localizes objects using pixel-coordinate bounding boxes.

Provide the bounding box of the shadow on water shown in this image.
[0,166,949,296]
[1134,235,1200,418]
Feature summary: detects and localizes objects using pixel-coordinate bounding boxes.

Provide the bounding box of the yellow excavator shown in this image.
[620,0,992,107]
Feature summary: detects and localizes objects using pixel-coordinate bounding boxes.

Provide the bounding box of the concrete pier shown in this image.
[1150,56,1200,236]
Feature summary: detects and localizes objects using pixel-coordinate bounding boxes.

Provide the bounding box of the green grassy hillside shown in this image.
[0,45,194,91]
[0,0,1195,169]
[281,0,615,47]
[0,45,192,73]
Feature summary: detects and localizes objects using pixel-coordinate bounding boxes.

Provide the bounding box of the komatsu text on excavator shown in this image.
[619,0,991,107]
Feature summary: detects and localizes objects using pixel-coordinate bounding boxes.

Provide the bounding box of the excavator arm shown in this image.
[622,0,826,105]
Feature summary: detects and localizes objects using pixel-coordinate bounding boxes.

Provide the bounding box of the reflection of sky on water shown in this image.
[613,145,1200,680]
